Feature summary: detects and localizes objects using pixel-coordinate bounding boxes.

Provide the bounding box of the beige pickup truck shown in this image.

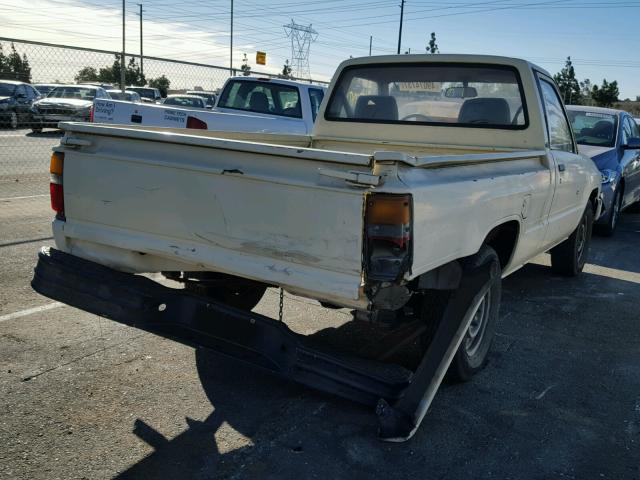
[32,54,601,441]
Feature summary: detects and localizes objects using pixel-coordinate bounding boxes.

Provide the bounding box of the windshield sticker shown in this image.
[585,112,614,119]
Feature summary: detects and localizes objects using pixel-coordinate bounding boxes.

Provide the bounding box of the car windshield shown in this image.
[35,85,56,96]
[48,87,97,100]
[567,110,617,147]
[325,63,527,128]
[0,83,17,96]
[187,92,215,106]
[130,88,156,99]
[164,97,204,108]
[217,80,302,118]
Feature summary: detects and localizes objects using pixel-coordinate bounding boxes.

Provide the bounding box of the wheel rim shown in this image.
[463,290,491,358]
[611,194,620,229]
[10,112,17,129]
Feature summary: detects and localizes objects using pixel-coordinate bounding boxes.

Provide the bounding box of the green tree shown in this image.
[74,66,99,83]
[97,54,145,86]
[0,43,31,82]
[240,53,251,76]
[579,78,593,105]
[426,32,439,54]
[553,56,581,104]
[148,75,170,97]
[591,79,619,107]
[280,59,292,79]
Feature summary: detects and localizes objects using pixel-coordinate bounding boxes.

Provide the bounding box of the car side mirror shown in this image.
[17,93,27,99]
[623,137,640,149]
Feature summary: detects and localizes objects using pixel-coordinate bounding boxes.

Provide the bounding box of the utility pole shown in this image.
[369,35,372,56]
[121,0,126,91]
[137,3,143,77]
[230,0,234,75]
[397,0,405,55]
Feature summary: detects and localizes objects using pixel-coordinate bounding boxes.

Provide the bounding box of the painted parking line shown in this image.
[0,302,63,323]
[0,194,48,201]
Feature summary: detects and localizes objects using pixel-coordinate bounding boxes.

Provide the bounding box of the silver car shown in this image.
[31,85,110,132]
[567,105,640,235]
[106,89,142,102]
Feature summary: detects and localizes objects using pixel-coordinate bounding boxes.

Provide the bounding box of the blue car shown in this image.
[567,105,640,235]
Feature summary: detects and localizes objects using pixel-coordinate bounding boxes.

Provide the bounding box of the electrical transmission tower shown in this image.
[284,19,318,80]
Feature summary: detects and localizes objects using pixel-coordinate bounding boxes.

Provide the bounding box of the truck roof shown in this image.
[337,54,552,79]
[227,76,326,89]
[566,105,625,116]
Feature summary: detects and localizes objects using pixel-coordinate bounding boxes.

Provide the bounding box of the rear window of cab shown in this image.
[325,63,528,129]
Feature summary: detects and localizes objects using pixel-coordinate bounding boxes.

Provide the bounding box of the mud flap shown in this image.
[376,261,495,442]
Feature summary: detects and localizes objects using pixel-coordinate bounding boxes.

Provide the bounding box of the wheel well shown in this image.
[484,221,519,269]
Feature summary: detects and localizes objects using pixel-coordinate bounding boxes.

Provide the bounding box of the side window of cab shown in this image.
[537,75,575,153]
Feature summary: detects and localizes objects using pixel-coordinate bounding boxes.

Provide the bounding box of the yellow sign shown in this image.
[256,51,266,65]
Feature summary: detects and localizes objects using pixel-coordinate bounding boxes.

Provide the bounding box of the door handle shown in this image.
[558,163,566,172]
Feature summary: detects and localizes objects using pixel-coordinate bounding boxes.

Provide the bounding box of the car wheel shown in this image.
[551,203,594,276]
[420,245,502,382]
[9,111,18,129]
[595,190,621,237]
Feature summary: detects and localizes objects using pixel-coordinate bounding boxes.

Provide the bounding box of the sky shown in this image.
[1,0,639,98]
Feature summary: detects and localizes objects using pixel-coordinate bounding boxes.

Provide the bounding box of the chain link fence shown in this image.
[0,38,328,238]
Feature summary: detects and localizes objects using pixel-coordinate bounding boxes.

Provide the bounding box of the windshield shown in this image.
[325,64,527,128]
[163,96,204,108]
[0,83,17,96]
[567,110,617,147]
[35,85,56,96]
[217,80,302,118]
[187,92,215,106]
[48,87,96,100]
[130,88,156,99]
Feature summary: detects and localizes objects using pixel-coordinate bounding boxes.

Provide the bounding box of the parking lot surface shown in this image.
[1,131,639,479]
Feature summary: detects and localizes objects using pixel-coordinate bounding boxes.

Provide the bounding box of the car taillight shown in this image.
[89,104,94,122]
[186,116,207,129]
[50,151,65,218]
[365,194,412,281]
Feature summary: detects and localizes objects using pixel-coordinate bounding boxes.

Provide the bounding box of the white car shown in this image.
[34,54,601,442]
[162,94,207,109]
[30,85,110,132]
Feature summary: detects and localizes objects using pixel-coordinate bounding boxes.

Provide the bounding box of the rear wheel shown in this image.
[8,111,18,129]
[420,245,502,382]
[551,203,594,276]
[595,190,621,237]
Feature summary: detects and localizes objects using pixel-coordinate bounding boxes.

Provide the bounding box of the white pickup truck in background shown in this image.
[33,54,601,442]
[92,77,326,135]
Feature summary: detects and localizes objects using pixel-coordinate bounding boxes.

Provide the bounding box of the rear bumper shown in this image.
[31,247,412,407]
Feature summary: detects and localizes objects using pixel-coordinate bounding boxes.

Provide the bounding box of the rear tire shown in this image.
[551,203,593,276]
[595,190,621,237]
[421,245,502,382]
[8,111,18,129]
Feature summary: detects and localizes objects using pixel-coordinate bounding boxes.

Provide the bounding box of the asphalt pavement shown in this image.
[0,128,639,479]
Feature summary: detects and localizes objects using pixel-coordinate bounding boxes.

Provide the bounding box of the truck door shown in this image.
[537,74,588,245]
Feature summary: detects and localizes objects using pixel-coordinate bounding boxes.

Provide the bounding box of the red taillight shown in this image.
[186,116,207,129]
[50,151,64,217]
[365,194,412,281]
[366,194,411,248]
[50,182,64,215]
[89,104,94,122]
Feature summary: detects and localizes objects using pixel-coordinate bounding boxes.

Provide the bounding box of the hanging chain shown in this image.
[278,287,284,322]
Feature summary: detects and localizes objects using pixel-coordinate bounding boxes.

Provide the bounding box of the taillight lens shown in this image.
[50,152,64,218]
[89,104,94,122]
[50,183,64,214]
[186,116,208,129]
[365,194,412,281]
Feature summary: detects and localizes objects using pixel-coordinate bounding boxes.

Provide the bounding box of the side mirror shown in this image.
[444,86,478,99]
[623,137,640,149]
[17,93,27,99]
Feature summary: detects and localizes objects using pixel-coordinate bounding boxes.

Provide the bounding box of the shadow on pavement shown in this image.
[114,258,640,480]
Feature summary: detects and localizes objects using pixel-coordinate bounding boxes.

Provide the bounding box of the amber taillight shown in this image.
[365,194,412,281]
